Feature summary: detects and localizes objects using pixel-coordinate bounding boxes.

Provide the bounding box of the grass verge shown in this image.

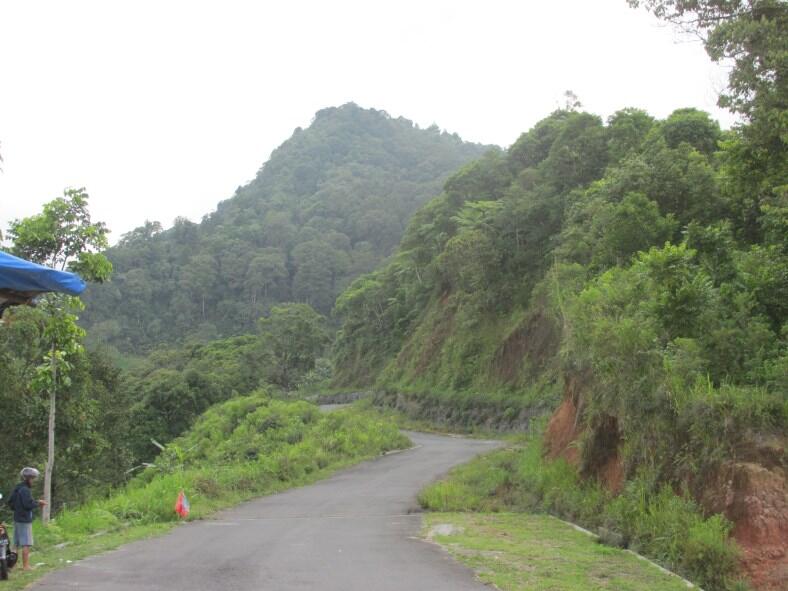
[419,438,747,591]
[4,395,410,590]
[425,512,695,591]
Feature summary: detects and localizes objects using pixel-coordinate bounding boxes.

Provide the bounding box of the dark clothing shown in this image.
[8,483,36,524]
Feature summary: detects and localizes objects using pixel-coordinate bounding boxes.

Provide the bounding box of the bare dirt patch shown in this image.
[702,457,788,590]
[544,374,788,590]
[544,394,581,466]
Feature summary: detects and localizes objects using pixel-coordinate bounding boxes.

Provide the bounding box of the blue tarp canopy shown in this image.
[0,250,86,299]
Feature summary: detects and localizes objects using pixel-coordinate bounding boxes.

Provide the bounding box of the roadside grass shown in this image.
[3,395,410,590]
[419,439,747,591]
[425,512,693,591]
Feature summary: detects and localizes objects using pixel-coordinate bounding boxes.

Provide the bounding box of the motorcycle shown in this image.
[0,493,17,580]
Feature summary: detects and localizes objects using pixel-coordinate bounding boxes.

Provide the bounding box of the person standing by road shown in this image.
[8,467,46,571]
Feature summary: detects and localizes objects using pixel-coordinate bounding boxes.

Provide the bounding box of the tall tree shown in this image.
[7,188,111,523]
[246,248,288,308]
[629,0,787,241]
[629,0,786,120]
[258,303,329,389]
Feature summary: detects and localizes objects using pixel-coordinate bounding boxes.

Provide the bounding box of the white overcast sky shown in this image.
[0,0,734,243]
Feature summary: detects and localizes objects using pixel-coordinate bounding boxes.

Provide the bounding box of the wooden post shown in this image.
[43,345,56,525]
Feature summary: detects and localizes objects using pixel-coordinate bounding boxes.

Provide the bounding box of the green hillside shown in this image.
[335,105,786,401]
[81,103,488,352]
[335,108,786,590]
[333,3,787,588]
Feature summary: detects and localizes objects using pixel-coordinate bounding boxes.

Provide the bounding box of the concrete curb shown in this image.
[549,515,701,590]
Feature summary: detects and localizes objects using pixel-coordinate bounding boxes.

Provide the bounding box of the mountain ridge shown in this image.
[81,102,490,352]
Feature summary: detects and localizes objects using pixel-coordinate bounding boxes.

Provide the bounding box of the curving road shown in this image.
[32,432,499,590]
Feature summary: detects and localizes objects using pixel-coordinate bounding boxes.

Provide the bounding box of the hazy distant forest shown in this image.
[80,105,488,350]
[0,1,785,590]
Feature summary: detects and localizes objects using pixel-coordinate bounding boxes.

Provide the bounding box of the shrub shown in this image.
[682,515,740,591]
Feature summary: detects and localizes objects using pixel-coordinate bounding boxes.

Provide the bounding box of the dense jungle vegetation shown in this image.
[80,104,487,353]
[335,0,786,458]
[333,1,787,588]
[336,100,786,426]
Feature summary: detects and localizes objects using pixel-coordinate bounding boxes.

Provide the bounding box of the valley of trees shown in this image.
[80,104,487,353]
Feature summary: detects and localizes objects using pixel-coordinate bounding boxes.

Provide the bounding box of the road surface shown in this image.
[32,432,499,590]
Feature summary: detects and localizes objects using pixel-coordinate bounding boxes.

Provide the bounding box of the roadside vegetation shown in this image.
[419,437,747,591]
[2,396,409,590]
[1,268,333,511]
[425,512,696,591]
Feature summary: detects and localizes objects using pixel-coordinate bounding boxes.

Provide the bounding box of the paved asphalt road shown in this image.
[32,432,500,590]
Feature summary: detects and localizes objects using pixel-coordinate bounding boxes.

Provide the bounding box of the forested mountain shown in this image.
[81,103,488,352]
[334,105,785,392]
[333,2,786,585]
[335,107,786,589]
